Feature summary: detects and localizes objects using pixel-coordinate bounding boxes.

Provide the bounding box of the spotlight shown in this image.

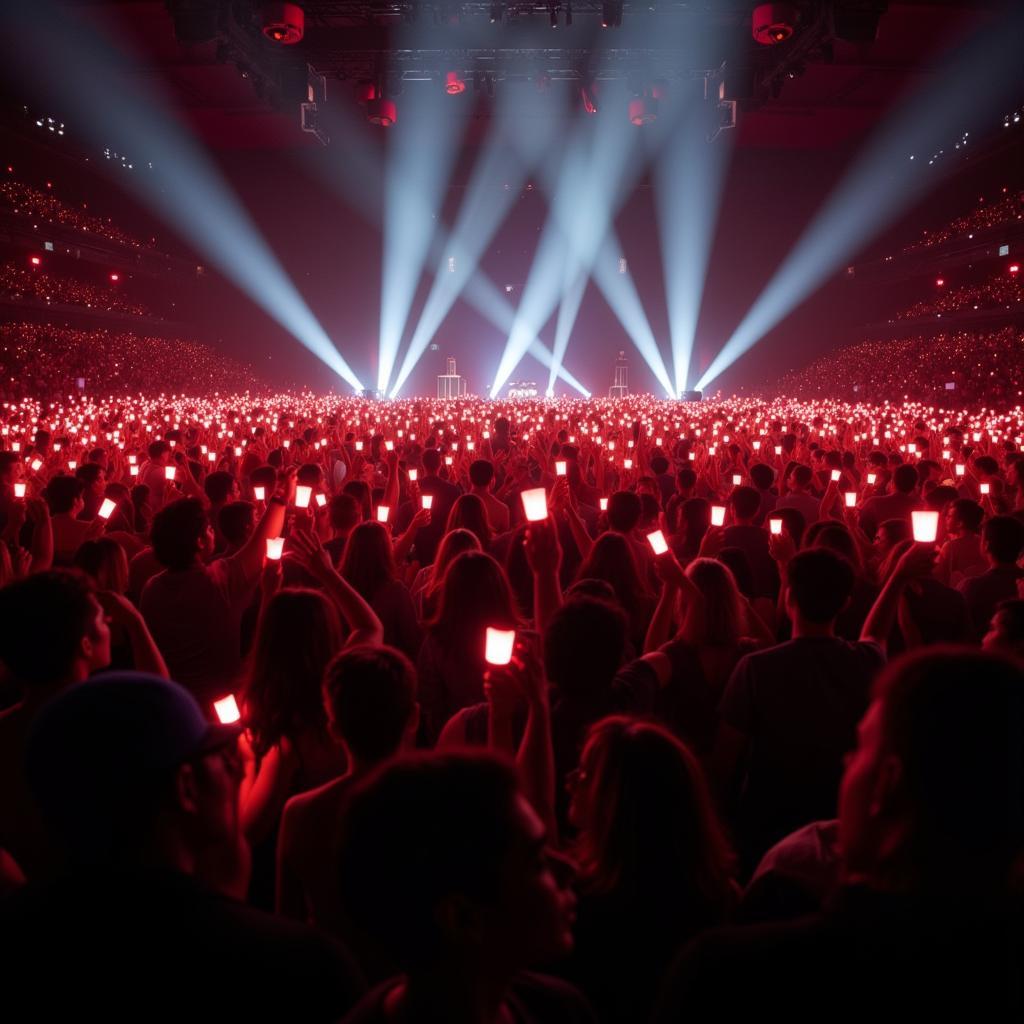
[261,2,304,44]
[365,98,397,127]
[628,97,656,126]
[445,71,466,95]
[752,3,798,45]
[1010,264,1020,274]
[29,255,41,266]
[354,81,378,105]
[580,82,598,114]
[109,272,119,282]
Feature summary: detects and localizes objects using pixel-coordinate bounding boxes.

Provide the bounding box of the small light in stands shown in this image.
[165,466,176,481]
[213,694,241,725]
[377,505,390,523]
[972,432,982,442]
[844,492,857,508]
[254,486,266,501]
[831,470,841,482]
[753,440,761,450]
[485,627,516,666]
[130,465,139,476]
[867,473,877,485]
[68,460,77,470]
[555,460,567,476]
[315,493,327,507]
[295,485,312,509]
[29,255,41,266]
[385,440,394,451]
[1010,264,1020,274]
[421,494,434,510]
[11,442,20,452]
[445,456,453,466]
[467,441,475,451]
[13,483,26,498]
[128,454,137,465]
[769,518,783,535]
[710,505,726,527]
[942,450,951,460]
[688,452,696,461]
[955,464,966,477]
[408,469,418,482]
[980,482,991,495]
[53,444,61,452]
[483,431,490,439]
[732,474,742,486]
[647,530,669,555]
[207,452,216,462]
[30,458,42,471]
[774,445,782,455]
[110,272,119,282]
[624,459,633,470]
[282,440,290,449]
[98,497,117,519]
[600,497,609,511]
[521,488,548,522]
[266,537,285,560]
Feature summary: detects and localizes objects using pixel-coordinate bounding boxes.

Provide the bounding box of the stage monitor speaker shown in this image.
[680,390,703,402]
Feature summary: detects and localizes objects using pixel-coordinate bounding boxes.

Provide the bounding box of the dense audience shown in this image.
[0,384,1022,1019]
[0,261,152,317]
[776,326,1024,405]
[893,268,1024,321]
[902,186,1024,253]
[0,322,262,401]
[0,176,154,250]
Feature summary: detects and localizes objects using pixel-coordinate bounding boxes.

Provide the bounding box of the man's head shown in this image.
[787,464,813,491]
[147,440,171,464]
[676,467,697,493]
[422,448,442,475]
[945,498,984,537]
[150,498,214,570]
[203,470,238,507]
[0,571,111,687]
[338,751,574,974]
[607,490,642,533]
[839,648,1024,896]
[469,459,495,490]
[322,644,418,766]
[26,673,243,869]
[544,597,627,698]
[784,548,855,626]
[328,492,362,536]
[749,463,774,492]
[44,475,85,516]
[983,515,1024,567]
[75,462,105,499]
[0,451,21,486]
[983,599,1024,660]
[217,501,256,550]
[892,463,918,495]
[650,454,669,477]
[729,485,761,523]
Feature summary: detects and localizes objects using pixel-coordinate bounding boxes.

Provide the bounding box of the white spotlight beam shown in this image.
[5,2,364,391]
[653,98,734,394]
[378,83,467,393]
[696,5,1024,392]
[389,85,560,397]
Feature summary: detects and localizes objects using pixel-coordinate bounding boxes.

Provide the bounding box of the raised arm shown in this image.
[524,516,563,636]
[231,469,293,581]
[860,543,937,651]
[286,527,384,647]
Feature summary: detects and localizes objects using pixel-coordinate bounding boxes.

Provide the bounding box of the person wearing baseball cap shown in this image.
[0,672,363,1021]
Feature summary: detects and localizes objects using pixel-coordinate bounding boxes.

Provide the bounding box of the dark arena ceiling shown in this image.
[9,2,1000,149]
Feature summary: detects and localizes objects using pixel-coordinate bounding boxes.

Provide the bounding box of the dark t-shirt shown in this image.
[958,565,1024,639]
[341,972,595,1024]
[654,886,1024,1020]
[0,867,363,1021]
[721,524,780,600]
[719,637,885,866]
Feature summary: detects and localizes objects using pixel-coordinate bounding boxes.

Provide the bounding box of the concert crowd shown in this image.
[0,373,1022,1019]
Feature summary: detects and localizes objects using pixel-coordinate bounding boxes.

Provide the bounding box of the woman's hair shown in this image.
[73,538,129,594]
[342,479,372,522]
[684,557,744,647]
[424,528,481,616]
[242,587,343,757]
[428,551,518,646]
[677,498,710,558]
[572,716,735,917]
[445,493,492,550]
[340,521,396,603]
[576,532,652,616]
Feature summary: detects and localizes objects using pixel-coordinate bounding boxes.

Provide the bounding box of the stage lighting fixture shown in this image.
[752,3,798,45]
[629,97,656,126]
[550,4,558,28]
[365,98,397,127]
[490,1,503,22]
[354,81,377,105]
[601,1,621,28]
[580,83,598,114]
[445,71,466,95]
[261,2,304,44]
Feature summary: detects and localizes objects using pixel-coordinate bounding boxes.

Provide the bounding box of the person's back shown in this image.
[958,516,1024,639]
[277,645,418,950]
[858,464,920,539]
[717,549,884,866]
